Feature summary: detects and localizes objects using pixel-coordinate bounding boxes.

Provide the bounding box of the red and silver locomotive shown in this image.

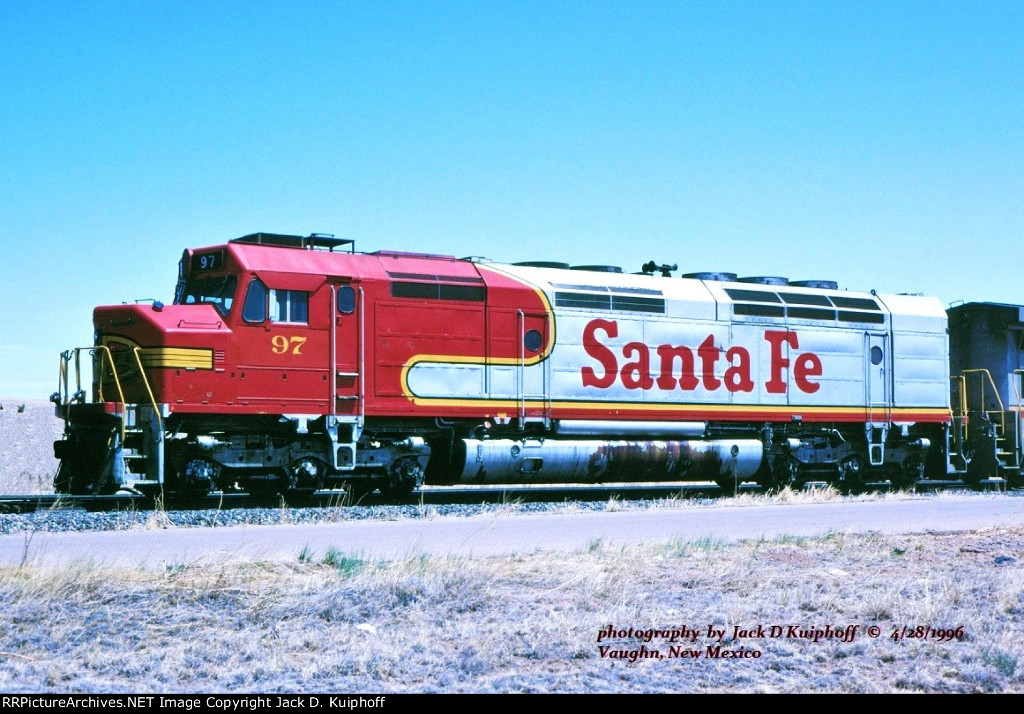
[51,232,1021,498]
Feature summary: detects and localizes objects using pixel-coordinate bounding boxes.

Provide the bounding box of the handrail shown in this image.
[131,347,163,434]
[544,313,552,429]
[58,349,85,402]
[864,333,873,425]
[1013,369,1024,458]
[959,368,1006,433]
[58,345,163,441]
[517,310,525,429]
[330,285,337,419]
[58,346,127,440]
[358,286,365,428]
[1013,369,1024,414]
[58,351,68,400]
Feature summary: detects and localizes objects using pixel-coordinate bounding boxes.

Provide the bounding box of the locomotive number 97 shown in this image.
[51,232,1023,499]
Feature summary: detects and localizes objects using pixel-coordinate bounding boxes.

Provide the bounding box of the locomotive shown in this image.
[50,232,1024,499]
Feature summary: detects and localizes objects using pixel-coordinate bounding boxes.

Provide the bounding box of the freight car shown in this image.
[50,232,1021,499]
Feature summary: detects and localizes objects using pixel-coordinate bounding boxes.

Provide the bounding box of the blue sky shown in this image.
[2,1,1022,396]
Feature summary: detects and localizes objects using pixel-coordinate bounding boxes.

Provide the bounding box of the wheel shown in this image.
[837,455,867,494]
[171,458,216,499]
[378,456,424,502]
[890,455,923,491]
[287,458,327,493]
[757,456,799,494]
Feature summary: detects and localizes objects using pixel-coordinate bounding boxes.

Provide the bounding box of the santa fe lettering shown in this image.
[580,319,822,394]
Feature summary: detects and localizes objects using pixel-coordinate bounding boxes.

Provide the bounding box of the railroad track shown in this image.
[0,478,1011,514]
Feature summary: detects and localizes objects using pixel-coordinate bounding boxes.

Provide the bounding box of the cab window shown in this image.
[179,275,238,318]
[242,279,267,323]
[241,280,308,325]
[270,289,308,324]
[337,285,355,314]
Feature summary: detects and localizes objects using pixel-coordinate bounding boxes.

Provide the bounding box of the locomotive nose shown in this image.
[91,301,227,406]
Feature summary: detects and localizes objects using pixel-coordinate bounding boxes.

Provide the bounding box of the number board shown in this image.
[191,250,225,273]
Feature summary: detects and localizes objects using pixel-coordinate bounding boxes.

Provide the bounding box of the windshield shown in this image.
[177,275,238,317]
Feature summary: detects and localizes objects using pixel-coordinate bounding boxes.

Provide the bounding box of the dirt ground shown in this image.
[0,399,62,494]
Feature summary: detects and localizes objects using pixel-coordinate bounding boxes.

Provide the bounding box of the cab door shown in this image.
[865,331,892,465]
[518,310,552,425]
[331,283,362,418]
[865,332,891,420]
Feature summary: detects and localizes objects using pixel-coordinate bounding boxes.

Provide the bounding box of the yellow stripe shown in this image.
[138,347,213,370]
[101,336,213,370]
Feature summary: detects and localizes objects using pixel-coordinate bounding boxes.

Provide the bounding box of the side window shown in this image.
[337,286,355,314]
[270,290,309,324]
[242,279,267,323]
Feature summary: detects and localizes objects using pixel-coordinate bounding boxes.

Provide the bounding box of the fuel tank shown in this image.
[455,438,764,484]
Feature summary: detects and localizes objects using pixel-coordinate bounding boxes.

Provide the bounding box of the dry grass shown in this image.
[1,527,1023,693]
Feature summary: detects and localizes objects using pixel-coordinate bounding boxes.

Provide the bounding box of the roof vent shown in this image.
[683,272,737,282]
[789,279,839,290]
[514,261,571,270]
[571,265,623,273]
[739,276,789,286]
